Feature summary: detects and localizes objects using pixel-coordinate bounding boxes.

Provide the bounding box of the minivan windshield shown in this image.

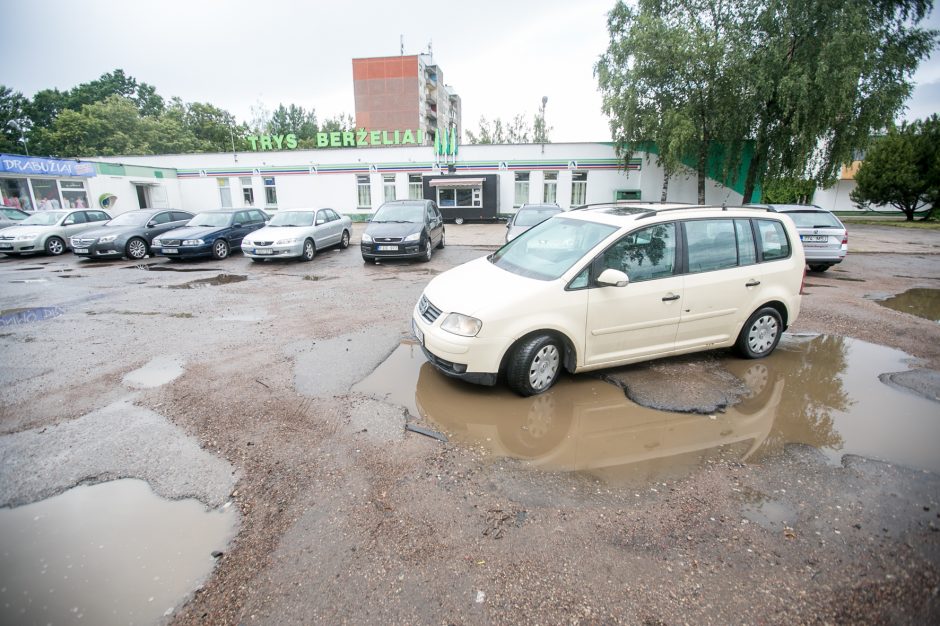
[490,217,617,280]
[372,203,425,223]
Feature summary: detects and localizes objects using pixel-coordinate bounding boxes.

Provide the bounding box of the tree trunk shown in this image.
[742,123,769,204]
[697,142,707,204]
[660,170,670,202]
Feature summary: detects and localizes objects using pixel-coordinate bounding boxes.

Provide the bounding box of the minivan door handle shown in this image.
[746,279,761,287]
[662,293,680,302]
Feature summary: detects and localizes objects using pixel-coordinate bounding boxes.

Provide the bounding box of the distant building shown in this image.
[352,54,461,145]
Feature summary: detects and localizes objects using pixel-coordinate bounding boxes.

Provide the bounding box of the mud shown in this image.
[167,274,248,288]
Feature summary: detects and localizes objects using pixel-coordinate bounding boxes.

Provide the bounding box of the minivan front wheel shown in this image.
[507,335,563,396]
[736,307,783,359]
[421,240,432,262]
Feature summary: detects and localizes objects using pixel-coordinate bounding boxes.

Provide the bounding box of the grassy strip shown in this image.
[840,218,940,230]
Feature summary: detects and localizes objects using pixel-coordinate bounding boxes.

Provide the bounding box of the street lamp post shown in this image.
[7,119,30,156]
[539,96,548,154]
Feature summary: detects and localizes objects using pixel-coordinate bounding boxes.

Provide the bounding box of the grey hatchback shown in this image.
[748,204,847,272]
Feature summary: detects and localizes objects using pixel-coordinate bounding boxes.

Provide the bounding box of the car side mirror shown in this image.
[232,222,242,228]
[147,221,156,228]
[316,219,325,226]
[597,268,630,287]
[506,222,511,228]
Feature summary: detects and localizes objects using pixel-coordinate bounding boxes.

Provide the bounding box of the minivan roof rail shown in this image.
[570,200,686,212]
[635,204,777,219]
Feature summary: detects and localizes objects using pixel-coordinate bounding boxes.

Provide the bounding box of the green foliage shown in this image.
[0,86,29,153]
[761,177,817,204]
[850,115,940,220]
[596,0,939,204]
[466,114,538,144]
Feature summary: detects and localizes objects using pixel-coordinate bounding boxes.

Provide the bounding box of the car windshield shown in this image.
[20,211,66,226]
[269,211,315,227]
[187,213,232,227]
[2,209,26,219]
[514,207,562,227]
[784,211,843,229]
[107,212,151,227]
[371,203,425,223]
[490,217,618,281]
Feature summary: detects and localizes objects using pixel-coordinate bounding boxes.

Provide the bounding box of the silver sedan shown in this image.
[241,208,352,261]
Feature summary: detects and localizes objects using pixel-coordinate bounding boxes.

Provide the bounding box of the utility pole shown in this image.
[539,96,548,154]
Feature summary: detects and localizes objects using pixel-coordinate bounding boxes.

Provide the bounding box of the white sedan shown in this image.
[241,208,352,261]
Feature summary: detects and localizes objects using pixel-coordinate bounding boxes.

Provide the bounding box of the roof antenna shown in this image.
[428,39,433,58]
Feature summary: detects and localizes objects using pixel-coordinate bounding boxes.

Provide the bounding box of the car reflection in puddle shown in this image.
[358,335,940,485]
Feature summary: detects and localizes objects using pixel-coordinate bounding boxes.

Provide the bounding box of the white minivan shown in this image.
[412,204,805,396]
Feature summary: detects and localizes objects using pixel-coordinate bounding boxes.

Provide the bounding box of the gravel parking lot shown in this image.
[0,222,938,625]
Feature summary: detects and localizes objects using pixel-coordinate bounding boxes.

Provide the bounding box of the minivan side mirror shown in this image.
[597,268,630,287]
[232,222,242,228]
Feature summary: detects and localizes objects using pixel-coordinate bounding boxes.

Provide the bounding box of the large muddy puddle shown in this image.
[356,335,940,484]
[0,479,236,625]
[876,287,940,322]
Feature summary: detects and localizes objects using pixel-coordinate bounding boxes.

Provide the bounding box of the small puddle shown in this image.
[167,274,247,289]
[128,265,223,273]
[9,278,49,284]
[357,336,940,485]
[0,479,236,625]
[0,307,65,326]
[123,356,185,388]
[875,288,940,322]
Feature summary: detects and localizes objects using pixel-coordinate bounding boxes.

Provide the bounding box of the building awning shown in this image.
[130,180,159,186]
[429,178,485,188]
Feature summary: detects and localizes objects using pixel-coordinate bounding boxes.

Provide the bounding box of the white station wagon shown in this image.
[413,204,805,396]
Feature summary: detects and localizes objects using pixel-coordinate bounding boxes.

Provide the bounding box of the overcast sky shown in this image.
[2,0,938,143]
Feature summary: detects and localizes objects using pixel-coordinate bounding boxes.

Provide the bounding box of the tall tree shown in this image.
[850,116,940,220]
[739,0,937,202]
[597,0,750,203]
[0,86,29,154]
[268,104,318,140]
[466,114,544,144]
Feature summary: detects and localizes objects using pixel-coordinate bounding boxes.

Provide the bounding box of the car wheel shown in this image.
[125,237,148,260]
[420,239,432,263]
[45,237,65,256]
[436,230,445,249]
[339,230,350,249]
[212,239,230,260]
[301,239,316,261]
[455,218,464,225]
[506,335,563,396]
[808,264,830,272]
[735,307,783,359]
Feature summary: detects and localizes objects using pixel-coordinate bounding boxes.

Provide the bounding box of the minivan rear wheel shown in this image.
[507,335,563,396]
[735,307,783,359]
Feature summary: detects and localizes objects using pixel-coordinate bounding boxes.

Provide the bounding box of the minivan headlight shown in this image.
[440,313,482,337]
[361,233,373,243]
[403,232,420,242]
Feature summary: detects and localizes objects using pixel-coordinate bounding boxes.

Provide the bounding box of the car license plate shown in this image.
[74,248,89,254]
[802,235,828,242]
[163,248,178,254]
[412,319,424,344]
[377,245,398,251]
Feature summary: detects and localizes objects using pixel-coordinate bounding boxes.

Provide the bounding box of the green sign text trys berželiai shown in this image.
[246,129,426,151]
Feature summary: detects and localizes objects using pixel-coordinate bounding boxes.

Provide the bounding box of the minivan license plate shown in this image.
[412,319,424,344]
[377,245,398,251]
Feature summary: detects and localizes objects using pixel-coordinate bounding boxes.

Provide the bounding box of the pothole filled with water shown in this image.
[875,287,940,322]
[167,274,247,289]
[0,479,236,625]
[355,335,940,485]
[0,307,65,326]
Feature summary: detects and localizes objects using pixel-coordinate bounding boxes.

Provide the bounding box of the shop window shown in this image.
[408,174,423,199]
[357,175,372,208]
[383,174,396,201]
[514,172,530,208]
[32,179,61,210]
[240,177,254,206]
[436,187,481,208]
[544,171,558,204]
[264,177,278,207]
[60,180,89,208]
[218,178,232,208]
[571,171,588,207]
[1,178,33,211]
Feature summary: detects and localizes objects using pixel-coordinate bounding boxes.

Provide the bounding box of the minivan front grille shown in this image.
[419,295,442,324]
